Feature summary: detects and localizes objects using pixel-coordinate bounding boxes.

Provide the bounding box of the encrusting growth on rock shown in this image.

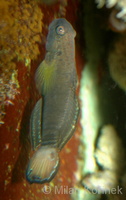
[0,0,43,124]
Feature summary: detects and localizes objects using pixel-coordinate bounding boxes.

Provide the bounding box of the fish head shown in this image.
[46,18,76,52]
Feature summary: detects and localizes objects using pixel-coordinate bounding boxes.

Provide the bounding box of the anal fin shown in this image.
[30,98,42,150]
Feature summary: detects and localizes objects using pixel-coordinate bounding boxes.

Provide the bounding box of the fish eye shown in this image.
[56,26,65,35]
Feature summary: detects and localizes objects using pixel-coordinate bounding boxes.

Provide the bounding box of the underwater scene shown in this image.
[0,0,126,200]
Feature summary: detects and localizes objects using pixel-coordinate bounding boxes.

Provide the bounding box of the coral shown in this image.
[108,34,126,91]
[0,0,43,124]
[82,171,118,193]
[109,8,126,32]
[95,125,125,174]
[95,0,126,21]
[82,125,125,194]
[77,0,126,199]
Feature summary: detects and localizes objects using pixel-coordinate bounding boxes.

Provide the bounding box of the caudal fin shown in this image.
[26,146,59,184]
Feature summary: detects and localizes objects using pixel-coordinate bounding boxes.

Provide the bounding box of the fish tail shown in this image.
[26,146,59,184]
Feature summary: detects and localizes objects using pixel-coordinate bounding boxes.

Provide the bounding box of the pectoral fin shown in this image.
[30,98,42,150]
[35,60,56,95]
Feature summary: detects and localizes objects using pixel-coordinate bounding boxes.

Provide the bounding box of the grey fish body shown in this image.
[41,51,79,150]
[42,81,79,149]
[26,18,79,184]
